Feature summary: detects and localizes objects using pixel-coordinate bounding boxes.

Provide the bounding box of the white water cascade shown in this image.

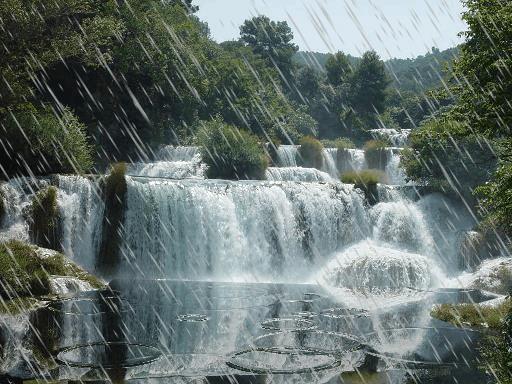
[370,128,412,147]
[57,175,105,271]
[128,146,206,179]
[120,178,370,281]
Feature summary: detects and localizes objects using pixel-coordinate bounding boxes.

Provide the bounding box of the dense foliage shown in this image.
[196,119,269,180]
[402,0,512,227]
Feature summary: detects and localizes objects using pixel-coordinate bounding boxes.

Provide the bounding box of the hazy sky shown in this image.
[196,0,466,59]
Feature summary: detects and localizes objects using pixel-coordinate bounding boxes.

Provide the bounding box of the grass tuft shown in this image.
[322,138,356,150]
[431,299,512,330]
[364,140,389,170]
[299,136,324,169]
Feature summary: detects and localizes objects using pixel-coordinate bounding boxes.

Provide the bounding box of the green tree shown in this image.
[350,51,390,117]
[325,52,353,87]
[240,16,298,83]
[451,0,512,137]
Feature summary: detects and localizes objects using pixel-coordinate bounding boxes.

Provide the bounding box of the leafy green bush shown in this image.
[30,186,60,250]
[0,241,103,301]
[98,163,128,277]
[196,119,269,180]
[363,140,388,170]
[298,136,324,169]
[0,106,93,179]
[321,138,356,150]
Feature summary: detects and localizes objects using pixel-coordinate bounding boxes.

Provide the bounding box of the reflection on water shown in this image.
[3,280,490,383]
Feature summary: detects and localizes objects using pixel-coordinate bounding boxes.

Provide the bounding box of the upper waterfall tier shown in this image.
[370,129,412,147]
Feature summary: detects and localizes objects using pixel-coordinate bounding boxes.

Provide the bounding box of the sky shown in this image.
[196,0,466,59]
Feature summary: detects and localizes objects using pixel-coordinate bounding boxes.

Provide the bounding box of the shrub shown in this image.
[431,299,512,330]
[341,170,384,205]
[0,105,93,179]
[97,163,127,277]
[364,140,389,170]
[196,119,269,180]
[0,240,103,302]
[299,136,324,169]
[30,186,61,251]
[321,138,356,150]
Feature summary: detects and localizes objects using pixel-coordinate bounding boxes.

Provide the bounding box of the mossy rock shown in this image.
[299,136,324,169]
[97,163,127,277]
[431,299,512,330]
[0,240,104,304]
[29,186,61,251]
[364,140,389,170]
[341,170,384,205]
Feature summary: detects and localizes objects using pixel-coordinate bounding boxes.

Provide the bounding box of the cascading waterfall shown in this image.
[0,182,28,243]
[370,128,411,147]
[321,148,339,178]
[384,148,407,185]
[128,146,206,179]
[57,175,105,271]
[276,145,299,167]
[120,178,370,281]
[265,167,332,182]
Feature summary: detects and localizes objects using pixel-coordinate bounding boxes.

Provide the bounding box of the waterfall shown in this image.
[338,149,367,175]
[370,199,435,255]
[370,129,411,147]
[57,175,105,271]
[120,178,370,281]
[128,146,205,179]
[0,180,29,242]
[320,240,439,292]
[321,148,339,178]
[276,145,299,167]
[265,167,332,182]
[384,148,407,185]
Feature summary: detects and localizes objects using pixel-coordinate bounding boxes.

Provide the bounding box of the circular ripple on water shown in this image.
[261,318,316,331]
[57,342,162,368]
[320,308,369,319]
[227,347,340,374]
[293,311,319,319]
[177,314,209,322]
[252,330,362,355]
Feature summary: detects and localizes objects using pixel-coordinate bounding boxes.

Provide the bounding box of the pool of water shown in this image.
[2,280,490,383]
